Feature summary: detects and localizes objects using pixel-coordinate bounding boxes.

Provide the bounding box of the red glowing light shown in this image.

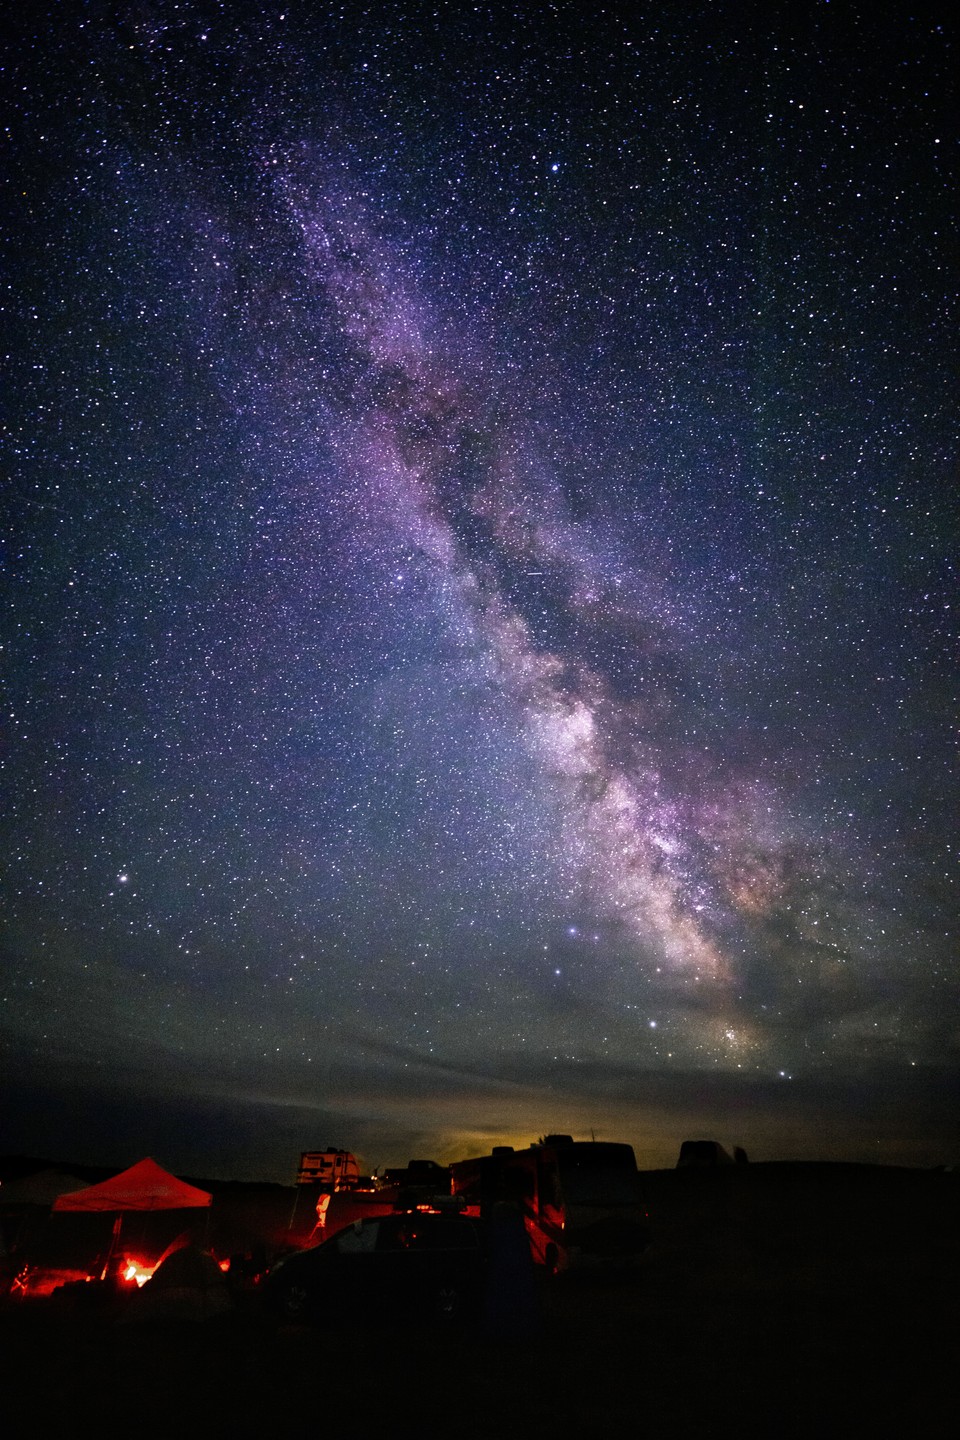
[120,1257,155,1288]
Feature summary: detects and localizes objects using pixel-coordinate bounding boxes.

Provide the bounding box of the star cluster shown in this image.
[3,1,955,1176]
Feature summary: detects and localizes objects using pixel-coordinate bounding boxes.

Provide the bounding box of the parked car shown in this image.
[263,1212,486,1326]
[676,1139,736,1168]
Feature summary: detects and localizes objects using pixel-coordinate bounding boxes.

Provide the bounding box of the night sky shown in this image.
[3,2,956,1182]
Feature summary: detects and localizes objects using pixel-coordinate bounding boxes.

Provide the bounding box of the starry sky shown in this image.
[3,1,956,1181]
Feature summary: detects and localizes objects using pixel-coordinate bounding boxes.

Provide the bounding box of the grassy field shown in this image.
[2,1164,956,1438]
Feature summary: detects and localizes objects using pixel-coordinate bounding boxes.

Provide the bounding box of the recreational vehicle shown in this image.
[450,1135,650,1273]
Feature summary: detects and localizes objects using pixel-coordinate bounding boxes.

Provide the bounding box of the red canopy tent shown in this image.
[50,1158,212,1283]
[52,1158,212,1213]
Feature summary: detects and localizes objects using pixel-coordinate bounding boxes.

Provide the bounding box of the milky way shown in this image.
[289,171,804,1002]
[3,2,955,1176]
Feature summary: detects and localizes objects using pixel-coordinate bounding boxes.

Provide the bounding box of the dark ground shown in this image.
[1,1164,956,1438]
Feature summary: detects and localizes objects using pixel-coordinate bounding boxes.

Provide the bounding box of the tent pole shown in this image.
[287,1185,302,1236]
[99,1214,123,1281]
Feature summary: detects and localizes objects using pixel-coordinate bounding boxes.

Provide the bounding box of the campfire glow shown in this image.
[121,1257,155,1288]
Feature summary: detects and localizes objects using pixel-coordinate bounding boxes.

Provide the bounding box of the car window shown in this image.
[335,1221,379,1254]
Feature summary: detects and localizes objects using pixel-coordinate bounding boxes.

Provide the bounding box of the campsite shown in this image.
[1,1152,956,1436]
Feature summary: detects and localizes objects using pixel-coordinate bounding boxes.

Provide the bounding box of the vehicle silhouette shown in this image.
[264,1211,486,1326]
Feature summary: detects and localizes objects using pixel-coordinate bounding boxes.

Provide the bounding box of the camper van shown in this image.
[450,1135,651,1274]
[296,1150,361,1190]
